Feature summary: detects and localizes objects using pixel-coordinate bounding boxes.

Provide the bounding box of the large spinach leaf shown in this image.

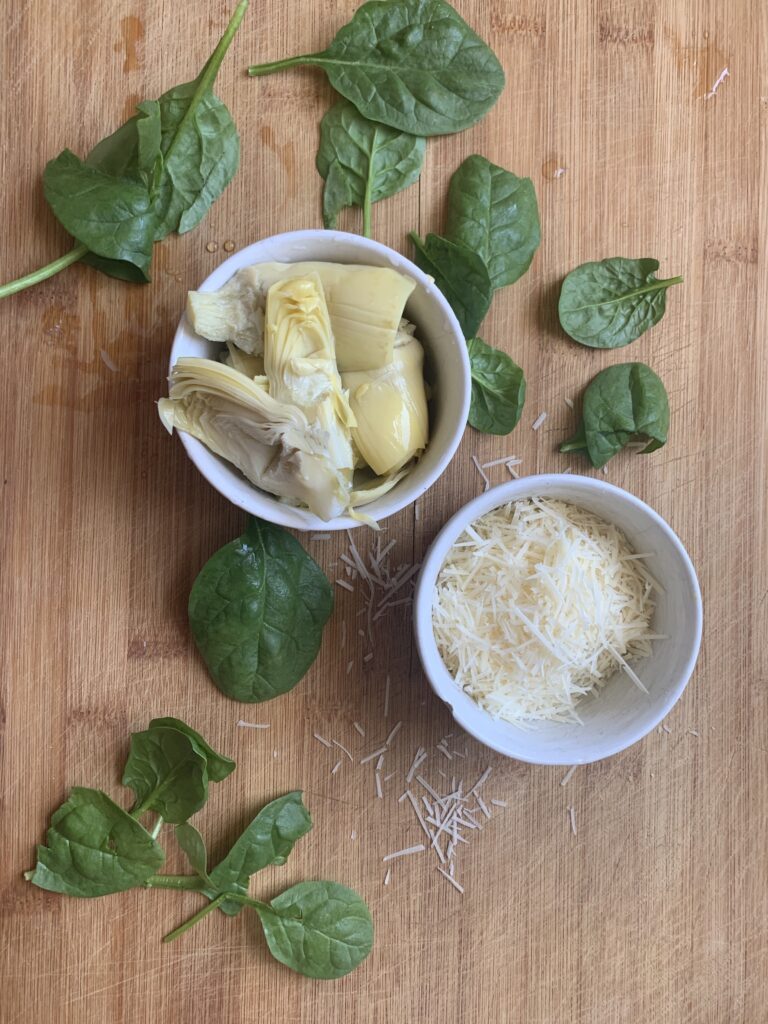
[446,155,540,289]
[188,517,333,703]
[467,337,526,435]
[148,717,235,782]
[558,257,683,348]
[316,99,425,235]
[122,726,209,823]
[255,881,374,980]
[24,788,164,897]
[248,0,504,137]
[0,0,246,299]
[205,792,312,914]
[409,232,493,338]
[560,362,670,468]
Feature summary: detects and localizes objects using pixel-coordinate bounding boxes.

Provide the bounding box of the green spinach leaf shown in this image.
[248,0,504,137]
[122,726,208,823]
[560,362,670,468]
[409,232,493,338]
[206,792,312,915]
[0,0,247,299]
[175,823,211,882]
[558,257,683,348]
[43,151,157,281]
[446,155,540,289]
[25,787,164,897]
[148,717,235,782]
[255,881,374,979]
[467,337,526,435]
[316,99,425,235]
[188,517,333,703]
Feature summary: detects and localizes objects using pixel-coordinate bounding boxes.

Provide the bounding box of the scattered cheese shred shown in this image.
[313,733,332,748]
[433,498,657,726]
[383,844,425,862]
[532,412,548,431]
[236,720,270,729]
[560,765,578,786]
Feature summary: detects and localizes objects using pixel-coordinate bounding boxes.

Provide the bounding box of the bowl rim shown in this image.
[413,473,704,765]
[168,229,471,531]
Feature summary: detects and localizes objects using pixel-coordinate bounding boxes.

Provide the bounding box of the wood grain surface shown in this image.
[1,0,766,1021]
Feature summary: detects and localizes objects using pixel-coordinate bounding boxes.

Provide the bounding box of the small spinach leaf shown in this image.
[206,792,312,915]
[560,362,670,468]
[25,787,164,897]
[175,823,211,883]
[409,232,493,338]
[254,881,374,979]
[558,257,683,348]
[189,517,333,703]
[248,0,505,137]
[446,155,540,289]
[316,99,425,235]
[122,726,208,823]
[467,337,526,435]
[148,717,235,782]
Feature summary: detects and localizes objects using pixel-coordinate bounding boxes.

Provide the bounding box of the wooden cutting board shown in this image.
[1,0,766,1020]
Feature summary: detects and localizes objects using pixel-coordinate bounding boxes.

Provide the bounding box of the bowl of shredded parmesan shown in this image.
[414,475,702,764]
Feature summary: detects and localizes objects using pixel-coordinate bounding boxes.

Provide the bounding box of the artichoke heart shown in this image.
[187,275,265,355]
[265,274,355,488]
[187,262,415,371]
[341,335,428,476]
[158,358,351,521]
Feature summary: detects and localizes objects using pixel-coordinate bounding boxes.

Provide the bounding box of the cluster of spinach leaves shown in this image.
[409,155,540,435]
[26,717,373,980]
[0,1,248,299]
[249,0,504,235]
[188,517,333,703]
[556,257,680,466]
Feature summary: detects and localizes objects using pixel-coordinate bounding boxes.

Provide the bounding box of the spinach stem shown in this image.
[247,54,318,76]
[144,874,207,892]
[163,894,226,943]
[362,129,378,239]
[0,242,88,299]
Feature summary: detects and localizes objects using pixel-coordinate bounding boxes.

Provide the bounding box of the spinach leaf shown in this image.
[188,517,333,703]
[409,232,493,338]
[467,337,526,435]
[0,0,247,299]
[25,788,164,897]
[558,257,683,348]
[560,362,670,468]
[43,151,157,281]
[255,881,374,979]
[206,792,312,915]
[148,717,235,782]
[248,0,505,137]
[122,726,208,823]
[446,155,540,289]
[316,99,426,235]
[175,823,211,882]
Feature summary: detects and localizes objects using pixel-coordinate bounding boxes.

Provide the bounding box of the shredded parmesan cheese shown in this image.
[433,498,658,726]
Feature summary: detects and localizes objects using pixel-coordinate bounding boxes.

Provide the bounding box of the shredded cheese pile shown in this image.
[433,498,659,726]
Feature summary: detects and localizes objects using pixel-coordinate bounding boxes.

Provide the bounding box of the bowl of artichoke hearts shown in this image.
[160,230,471,529]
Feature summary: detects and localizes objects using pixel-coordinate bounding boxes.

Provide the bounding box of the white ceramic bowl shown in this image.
[414,475,703,765]
[168,230,471,530]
